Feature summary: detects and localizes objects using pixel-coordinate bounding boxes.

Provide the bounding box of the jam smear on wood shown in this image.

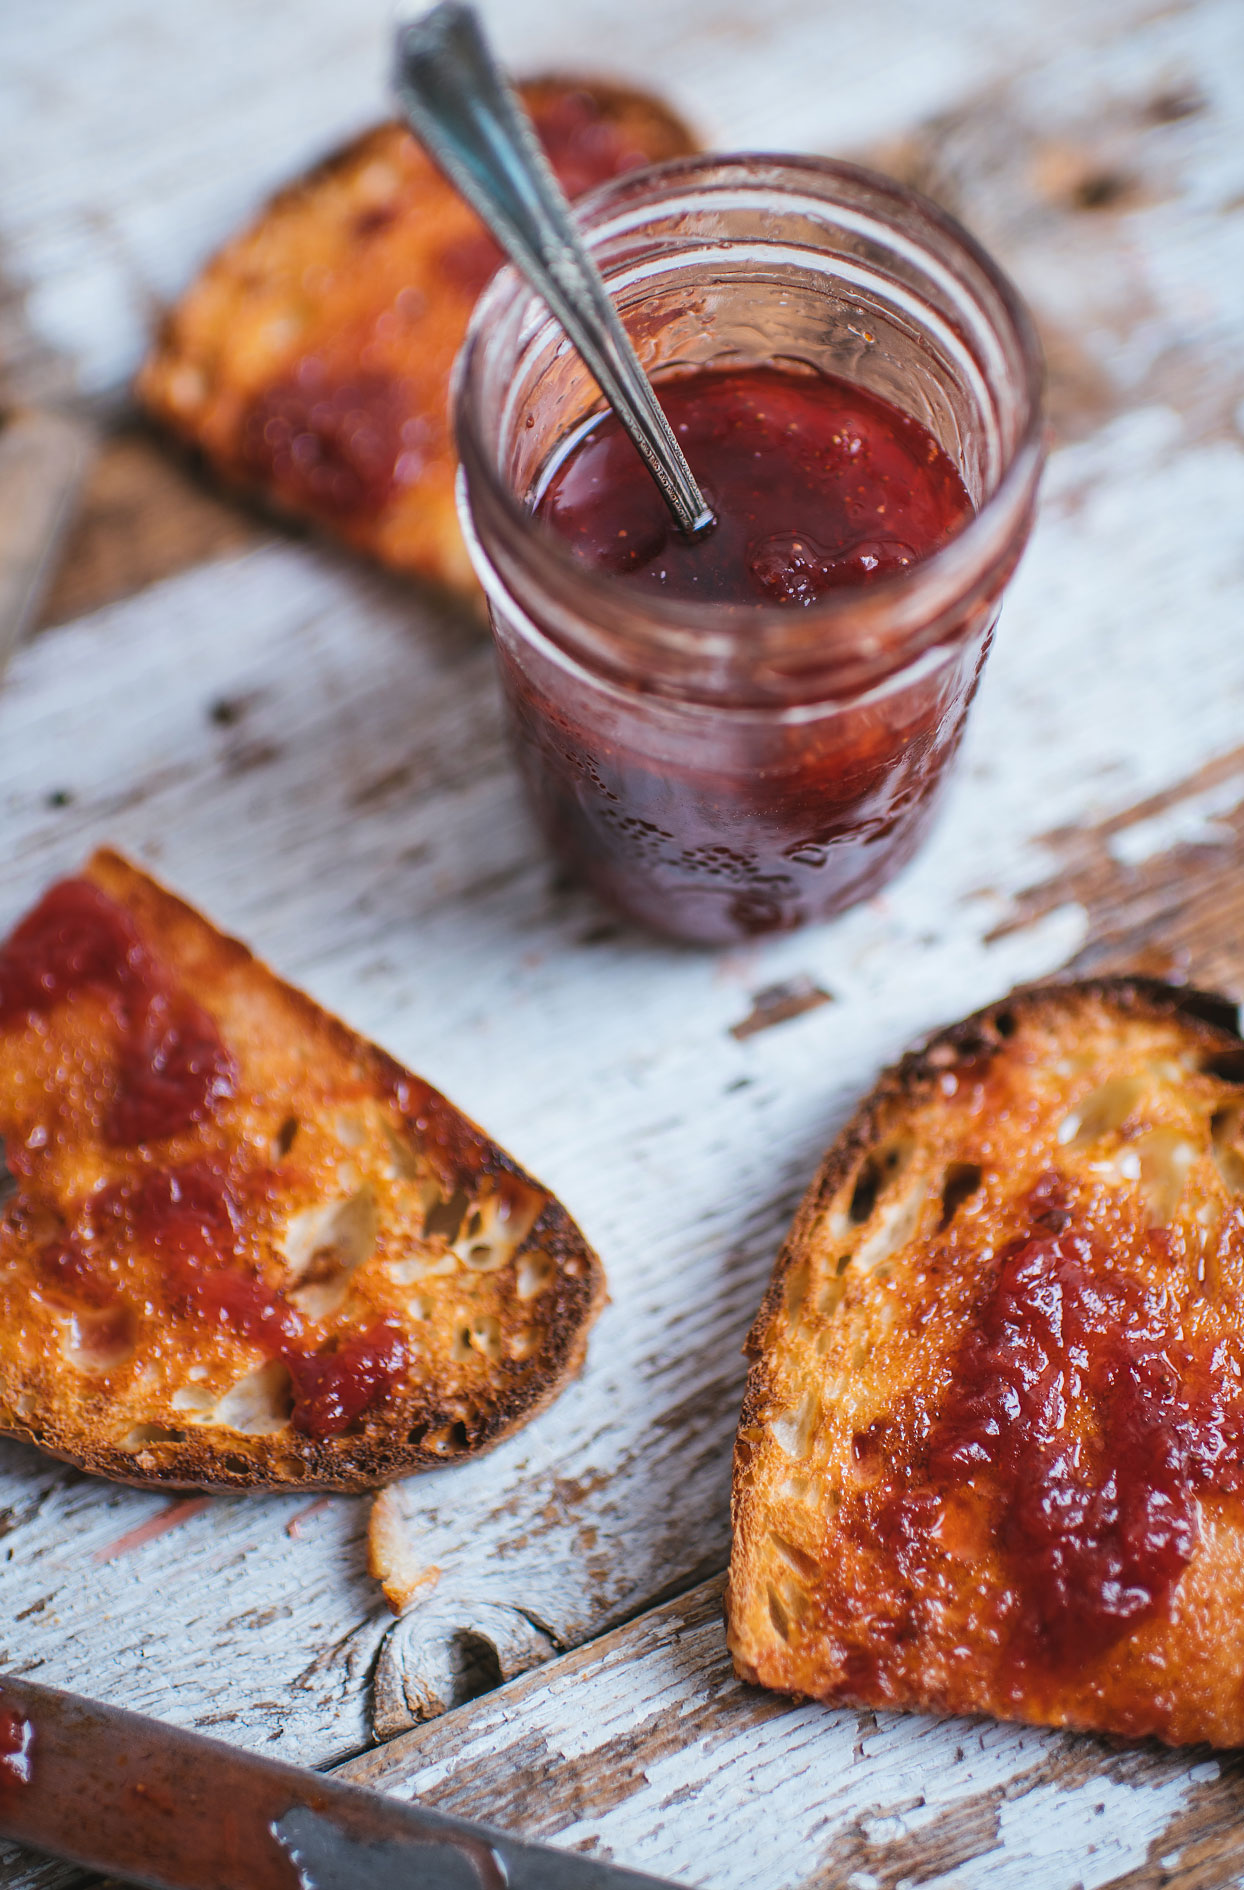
[0,878,235,1146]
[537,366,972,607]
[855,1219,1244,1680]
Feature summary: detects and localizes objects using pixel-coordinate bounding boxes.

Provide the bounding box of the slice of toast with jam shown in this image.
[137,81,698,598]
[727,979,1244,1747]
[0,851,603,1491]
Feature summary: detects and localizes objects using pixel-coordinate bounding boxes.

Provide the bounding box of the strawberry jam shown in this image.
[538,367,971,605]
[852,1223,1244,1691]
[505,367,981,941]
[457,152,1043,944]
[54,1161,401,1436]
[0,879,235,1145]
[286,1322,407,1437]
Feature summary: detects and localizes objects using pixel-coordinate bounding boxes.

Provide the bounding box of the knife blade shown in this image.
[0,1673,682,1890]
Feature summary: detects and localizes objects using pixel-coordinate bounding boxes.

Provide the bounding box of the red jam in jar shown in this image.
[538,367,972,605]
[455,156,1043,944]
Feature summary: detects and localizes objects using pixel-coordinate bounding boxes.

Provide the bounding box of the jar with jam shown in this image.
[454,156,1043,945]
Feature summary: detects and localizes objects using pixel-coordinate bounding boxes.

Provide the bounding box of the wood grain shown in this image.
[342,1576,1244,1890]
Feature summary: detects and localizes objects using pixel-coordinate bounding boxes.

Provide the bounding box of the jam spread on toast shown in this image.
[857,1217,1244,1683]
[0,878,234,1147]
[1,885,407,1438]
[286,1322,408,1437]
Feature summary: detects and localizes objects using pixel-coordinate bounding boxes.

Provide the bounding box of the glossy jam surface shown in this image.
[48,1162,403,1438]
[501,365,985,941]
[855,1200,1244,1682]
[286,1322,407,1438]
[538,368,971,606]
[241,365,413,522]
[0,883,406,1439]
[0,879,235,1146]
[499,371,986,941]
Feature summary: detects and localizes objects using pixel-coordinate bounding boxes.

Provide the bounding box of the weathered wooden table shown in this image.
[2,0,1244,1883]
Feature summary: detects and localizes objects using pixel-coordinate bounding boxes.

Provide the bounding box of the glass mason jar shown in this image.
[454,155,1043,946]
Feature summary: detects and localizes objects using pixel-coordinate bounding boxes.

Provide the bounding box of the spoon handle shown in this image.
[394,2,715,539]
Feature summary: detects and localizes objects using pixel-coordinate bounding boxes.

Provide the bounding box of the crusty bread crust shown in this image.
[137,82,697,596]
[727,978,1244,1747]
[0,851,604,1491]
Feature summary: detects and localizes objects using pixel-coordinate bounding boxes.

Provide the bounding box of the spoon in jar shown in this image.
[393,1,715,539]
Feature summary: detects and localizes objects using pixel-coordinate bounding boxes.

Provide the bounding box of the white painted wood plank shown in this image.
[342,1577,1241,1890]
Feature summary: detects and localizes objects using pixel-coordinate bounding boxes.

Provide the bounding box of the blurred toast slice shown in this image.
[137,81,698,597]
[727,978,1244,1748]
[0,850,603,1491]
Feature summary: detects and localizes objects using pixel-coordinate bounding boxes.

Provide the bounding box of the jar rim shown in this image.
[454,151,1045,697]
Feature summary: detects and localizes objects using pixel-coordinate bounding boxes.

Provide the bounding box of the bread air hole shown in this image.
[451,1181,543,1273]
[834,1138,916,1246]
[770,1392,818,1458]
[0,1141,16,1210]
[423,1186,470,1244]
[335,1112,367,1149]
[1204,1048,1244,1085]
[1057,1075,1145,1147]
[939,1162,983,1230]
[213,1361,293,1433]
[453,1315,503,1363]
[383,1122,424,1183]
[282,1188,378,1318]
[767,1586,791,1641]
[274,1115,299,1159]
[517,1251,556,1300]
[1212,1108,1244,1193]
[467,1314,502,1361]
[65,1305,135,1373]
[388,1249,456,1283]
[1136,1128,1199,1224]
[853,1182,925,1274]
[121,1423,185,1447]
[770,1531,819,1583]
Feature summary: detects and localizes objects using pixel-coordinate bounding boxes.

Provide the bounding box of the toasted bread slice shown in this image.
[137,82,697,597]
[727,978,1244,1748]
[0,851,603,1491]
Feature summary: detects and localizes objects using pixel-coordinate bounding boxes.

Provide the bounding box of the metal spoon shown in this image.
[393,1,715,539]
